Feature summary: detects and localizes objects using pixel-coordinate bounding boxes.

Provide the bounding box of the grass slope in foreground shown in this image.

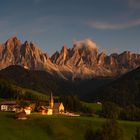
[0,112,139,140]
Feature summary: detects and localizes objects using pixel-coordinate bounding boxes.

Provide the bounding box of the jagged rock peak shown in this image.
[51,51,59,63]
[6,36,18,42]
[120,51,132,55]
[61,45,69,53]
[5,36,22,47]
[44,52,49,59]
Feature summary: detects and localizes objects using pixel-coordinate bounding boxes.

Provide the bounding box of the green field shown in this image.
[0,112,139,140]
[81,102,102,112]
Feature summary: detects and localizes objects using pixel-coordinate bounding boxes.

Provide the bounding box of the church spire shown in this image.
[49,92,54,109]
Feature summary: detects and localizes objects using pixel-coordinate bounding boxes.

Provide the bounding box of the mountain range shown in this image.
[0,36,140,80]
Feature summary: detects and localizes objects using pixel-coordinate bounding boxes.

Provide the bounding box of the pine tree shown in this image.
[135,127,140,140]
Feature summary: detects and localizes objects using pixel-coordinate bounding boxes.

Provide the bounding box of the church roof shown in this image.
[50,93,53,101]
[53,103,61,109]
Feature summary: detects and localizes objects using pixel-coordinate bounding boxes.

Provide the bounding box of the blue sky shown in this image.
[0,0,140,55]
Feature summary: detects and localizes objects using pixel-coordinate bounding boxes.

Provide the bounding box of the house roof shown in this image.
[40,106,47,110]
[24,106,32,110]
[0,101,17,105]
[40,106,52,110]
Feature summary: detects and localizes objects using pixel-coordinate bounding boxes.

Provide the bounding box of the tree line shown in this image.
[0,79,47,101]
[101,102,140,121]
[60,95,94,115]
[84,119,140,140]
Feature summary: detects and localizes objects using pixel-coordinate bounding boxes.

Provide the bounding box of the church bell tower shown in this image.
[49,92,54,109]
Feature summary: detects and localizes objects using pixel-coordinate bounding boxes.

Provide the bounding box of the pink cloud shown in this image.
[88,19,140,30]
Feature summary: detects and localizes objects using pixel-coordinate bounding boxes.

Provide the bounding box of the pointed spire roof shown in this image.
[50,92,53,100]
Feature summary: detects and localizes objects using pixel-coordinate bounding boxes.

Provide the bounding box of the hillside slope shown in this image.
[0,65,113,100]
[95,67,140,106]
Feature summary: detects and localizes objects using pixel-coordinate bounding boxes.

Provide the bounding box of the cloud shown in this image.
[87,19,140,30]
[73,39,98,51]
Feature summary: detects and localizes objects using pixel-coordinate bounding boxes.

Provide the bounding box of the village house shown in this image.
[0,101,18,112]
[24,106,32,115]
[40,106,53,115]
[15,104,33,115]
[0,100,32,115]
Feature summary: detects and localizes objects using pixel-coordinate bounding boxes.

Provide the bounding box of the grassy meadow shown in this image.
[81,102,102,112]
[0,112,139,140]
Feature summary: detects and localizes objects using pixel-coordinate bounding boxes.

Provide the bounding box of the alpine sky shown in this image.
[0,0,140,55]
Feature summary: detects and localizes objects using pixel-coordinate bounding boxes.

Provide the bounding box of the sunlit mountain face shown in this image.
[0,37,140,80]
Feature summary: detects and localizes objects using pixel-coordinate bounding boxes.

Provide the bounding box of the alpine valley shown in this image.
[0,36,140,102]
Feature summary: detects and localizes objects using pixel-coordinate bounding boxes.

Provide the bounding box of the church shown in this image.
[40,93,65,115]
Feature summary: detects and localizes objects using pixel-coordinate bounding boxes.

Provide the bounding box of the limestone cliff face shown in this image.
[1,37,140,80]
[51,39,140,79]
[51,46,69,65]
[0,37,61,77]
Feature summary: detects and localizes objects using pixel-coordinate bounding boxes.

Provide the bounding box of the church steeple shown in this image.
[49,92,54,108]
